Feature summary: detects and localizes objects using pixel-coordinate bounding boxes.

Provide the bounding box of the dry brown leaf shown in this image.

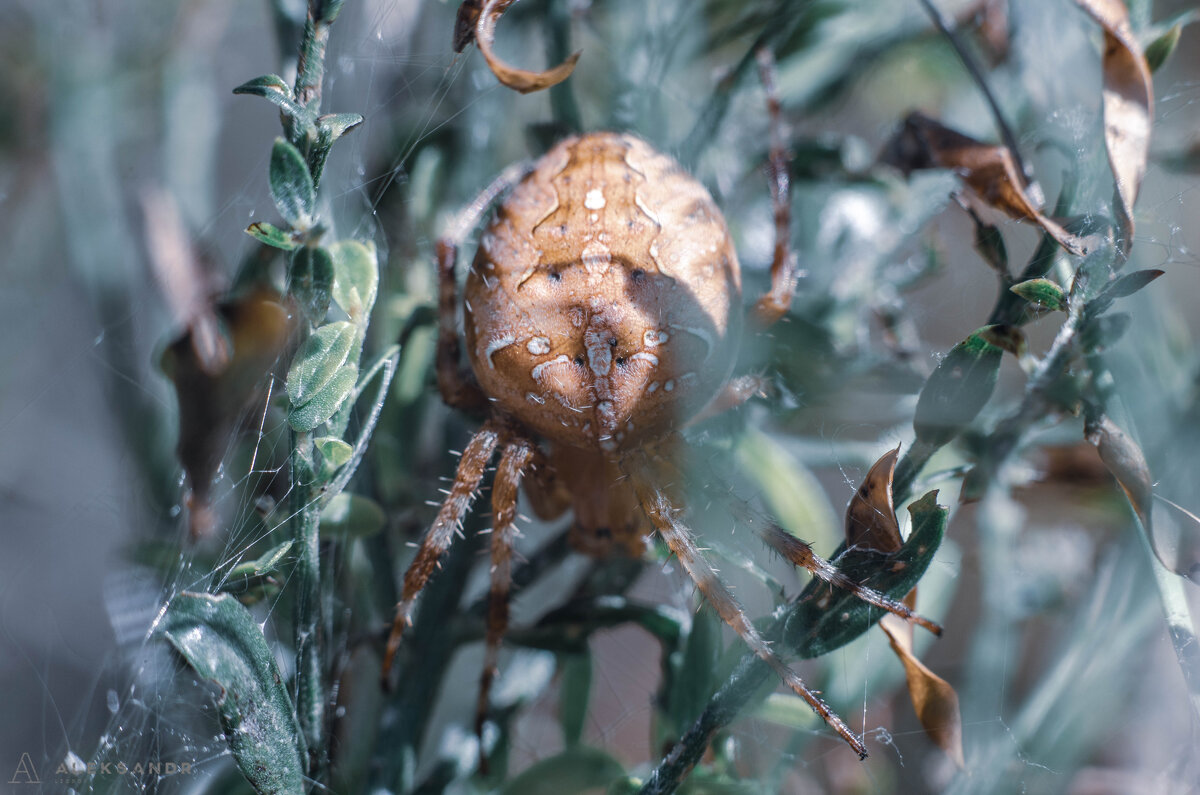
[845,446,903,553]
[468,0,580,94]
[453,0,484,52]
[881,611,965,769]
[1084,413,1152,533]
[885,113,1089,257]
[1080,413,1199,581]
[848,449,961,764]
[1075,0,1153,254]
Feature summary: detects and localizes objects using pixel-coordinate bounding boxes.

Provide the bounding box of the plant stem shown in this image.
[291,430,326,778]
[294,0,344,110]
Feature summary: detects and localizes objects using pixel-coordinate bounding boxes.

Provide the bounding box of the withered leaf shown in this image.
[453,0,483,52]
[1079,412,1200,584]
[884,113,1088,257]
[1074,0,1153,255]
[881,610,965,769]
[846,447,903,553]
[1084,413,1152,533]
[469,0,580,94]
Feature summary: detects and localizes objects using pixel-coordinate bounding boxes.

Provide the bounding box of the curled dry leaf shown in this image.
[884,113,1088,257]
[1082,413,1200,581]
[1074,0,1153,255]
[881,610,966,769]
[848,449,963,767]
[846,446,903,553]
[461,0,581,94]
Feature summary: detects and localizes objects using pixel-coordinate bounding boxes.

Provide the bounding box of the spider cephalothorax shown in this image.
[383,59,935,762]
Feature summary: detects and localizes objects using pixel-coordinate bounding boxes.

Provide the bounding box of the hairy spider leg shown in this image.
[628,455,869,759]
[382,420,502,686]
[522,445,572,522]
[669,437,943,636]
[435,161,535,411]
[751,47,799,329]
[757,523,943,636]
[686,374,767,427]
[475,435,536,769]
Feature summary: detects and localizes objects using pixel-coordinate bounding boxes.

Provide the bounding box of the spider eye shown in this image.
[548,271,562,282]
[573,355,585,366]
[631,268,646,282]
[615,356,627,366]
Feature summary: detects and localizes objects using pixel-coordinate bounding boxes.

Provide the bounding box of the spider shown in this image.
[381,54,935,761]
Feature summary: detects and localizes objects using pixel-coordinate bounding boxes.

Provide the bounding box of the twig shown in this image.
[916,0,1030,183]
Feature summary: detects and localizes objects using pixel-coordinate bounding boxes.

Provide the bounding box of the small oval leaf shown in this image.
[292,245,335,325]
[1104,268,1164,299]
[1145,23,1182,73]
[317,112,364,142]
[269,138,316,230]
[288,364,358,431]
[286,321,357,407]
[245,221,299,251]
[319,492,386,539]
[913,330,1004,449]
[315,436,353,471]
[1011,278,1068,311]
[330,239,379,322]
[233,74,302,117]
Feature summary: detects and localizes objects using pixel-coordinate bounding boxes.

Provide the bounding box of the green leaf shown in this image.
[912,330,1003,449]
[978,324,1027,358]
[315,436,353,472]
[1145,23,1181,73]
[288,364,358,431]
[973,218,1008,274]
[783,490,948,658]
[317,112,364,143]
[330,239,379,322]
[734,428,840,551]
[1011,278,1068,311]
[559,653,592,747]
[752,693,821,731]
[1103,268,1164,300]
[232,75,303,117]
[269,138,315,229]
[161,593,306,794]
[219,541,294,604]
[319,492,386,539]
[245,221,299,251]
[291,245,335,324]
[667,607,722,734]
[1079,312,1132,351]
[499,747,624,795]
[286,321,357,407]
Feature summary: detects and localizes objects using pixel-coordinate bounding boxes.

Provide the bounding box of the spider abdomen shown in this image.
[464,132,742,451]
